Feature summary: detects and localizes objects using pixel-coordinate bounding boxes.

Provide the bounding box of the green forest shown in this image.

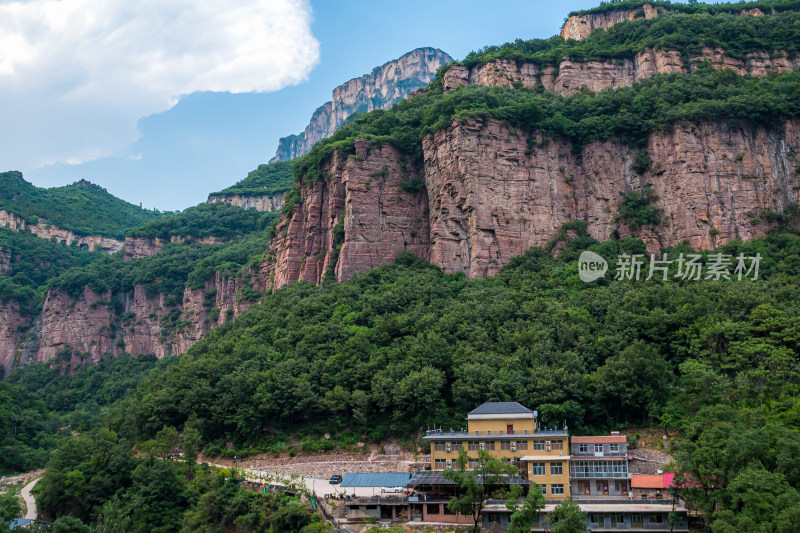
[211,161,295,198]
[0,172,164,240]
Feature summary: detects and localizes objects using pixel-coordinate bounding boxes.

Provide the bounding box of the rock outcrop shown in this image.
[262,118,799,283]
[207,191,286,212]
[0,210,123,253]
[1,267,261,374]
[269,48,452,162]
[263,141,430,289]
[443,49,800,96]
[123,235,225,261]
[560,4,659,41]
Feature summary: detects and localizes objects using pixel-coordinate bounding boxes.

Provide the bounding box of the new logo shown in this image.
[578,251,608,282]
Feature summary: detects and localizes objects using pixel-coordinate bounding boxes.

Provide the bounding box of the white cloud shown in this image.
[0,0,319,169]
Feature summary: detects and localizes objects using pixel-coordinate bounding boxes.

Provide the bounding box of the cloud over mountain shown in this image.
[0,0,319,168]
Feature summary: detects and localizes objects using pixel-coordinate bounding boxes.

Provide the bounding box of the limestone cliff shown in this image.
[261,118,799,283]
[269,48,452,163]
[559,3,767,41]
[443,48,800,96]
[1,266,261,374]
[0,209,123,253]
[207,191,286,212]
[560,3,660,41]
[123,235,225,261]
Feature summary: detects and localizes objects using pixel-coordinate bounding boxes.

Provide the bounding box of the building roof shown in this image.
[340,472,411,488]
[631,474,667,489]
[468,402,533,415]
[408,470,529,487]
[572,435,627,444]
[519,455,571,461]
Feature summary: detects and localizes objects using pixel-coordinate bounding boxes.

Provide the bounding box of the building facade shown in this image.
[423,402,571,500]
[569,434,630,498]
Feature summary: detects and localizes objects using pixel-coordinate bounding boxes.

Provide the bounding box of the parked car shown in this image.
[329,474,342,484]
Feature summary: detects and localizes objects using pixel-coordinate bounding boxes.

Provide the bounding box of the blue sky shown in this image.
[5,0,667,210]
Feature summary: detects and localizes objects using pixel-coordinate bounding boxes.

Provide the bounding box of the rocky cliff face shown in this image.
[0,267,261,375]
[559,3,767,41]
[443,48,800,96]
[0,210,123,253]
[207,191,286,212]
[122,235,225,261]
[560,4,660,41]
[262,118,799,283]
[263,140,430,289]
[269,48,452,163]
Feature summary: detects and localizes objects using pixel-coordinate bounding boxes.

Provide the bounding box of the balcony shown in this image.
[424,428,569,440]
[570,471,630,479]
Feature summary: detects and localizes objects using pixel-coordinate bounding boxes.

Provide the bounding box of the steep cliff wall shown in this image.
[0,210,123,253]
[207,191,286,212]
[559,3,766,41]
[269,48,452,162]
[262,118,799,284]
[3,266,261,373]
[263,140,430,289]
[560,4,660,41]
[443,48,800,96]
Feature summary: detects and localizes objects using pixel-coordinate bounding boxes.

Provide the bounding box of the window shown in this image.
[550,440,564,450]
[594,444,603,453]
[516,440,528,450]
[533,441,544,451]
[631,514,643,525]
[451,442,462,451]
[610,443,620,452]
[426,504,440,515]
[611,514,624,524]
[551,484,564,495]
[589,514,604,524]
[434,442,446,452]
[484,441,495,451]
[434,459,446,469]
[578,444,588,453]
[550,462,563,476]
[651,514,664,524]
[468,441,479,451]
[500,440,512,451]
[530,463,545,476]
[540,484,546,494]
[468,459,479,470]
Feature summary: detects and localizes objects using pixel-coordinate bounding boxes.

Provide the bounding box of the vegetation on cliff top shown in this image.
[0,229,102,314]
[569,0,800,17]
[293,66,800,186]
[127,202,274,241]
[210,160,295,198]
[0,172,164,240]
[463,7,800,68]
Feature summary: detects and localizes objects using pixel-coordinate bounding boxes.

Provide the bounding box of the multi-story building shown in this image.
[423,401,571,500]
[569,433,630,498]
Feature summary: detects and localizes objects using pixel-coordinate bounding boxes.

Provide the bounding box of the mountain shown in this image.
[268,47,453,163]
[207,160,294,212]
[1,1,800,377]
[0,171,164,243]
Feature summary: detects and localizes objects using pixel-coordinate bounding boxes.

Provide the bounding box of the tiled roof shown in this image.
[631,474,666,489]
[340,472,411,488]
[468,402,533,415]
[571,435,627,444]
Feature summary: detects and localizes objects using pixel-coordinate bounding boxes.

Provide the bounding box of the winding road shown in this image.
[20,478,38,520]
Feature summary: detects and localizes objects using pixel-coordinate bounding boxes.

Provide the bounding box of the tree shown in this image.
[0,493,21,533]
[443,448,519,533]
[270,504,310,533]
[505,483,546,533]
[545,499,587,533]
[595,340,670,424]
[52,516,92,533]
[181,424,202,465]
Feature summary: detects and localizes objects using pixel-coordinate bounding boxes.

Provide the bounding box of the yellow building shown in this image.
[423,401,571,500]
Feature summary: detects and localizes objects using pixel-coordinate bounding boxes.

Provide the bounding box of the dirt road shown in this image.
[20,478,38,519]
